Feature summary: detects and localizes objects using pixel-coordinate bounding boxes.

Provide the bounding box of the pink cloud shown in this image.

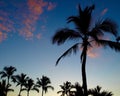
[101,8,108,16]
[0,10,15,42]
[19,0,56,40]
[0,31,7,42]
[36,33,41,39]
[47,2,56,11]
[87,47,99,58]
[0,0,56,42]
[28,0,48,15]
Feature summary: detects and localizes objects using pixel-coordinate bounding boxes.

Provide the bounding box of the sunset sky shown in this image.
[0,0,120,96]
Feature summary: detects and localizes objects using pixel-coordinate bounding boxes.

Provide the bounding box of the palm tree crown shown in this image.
[88,86,113,96]
[0,66,16,96]
[57,81,73,96]
[52,4,120,96]
[12,73,29,96]
[0,80,14,96]
[23,78,39,96]
[35,75,54,96]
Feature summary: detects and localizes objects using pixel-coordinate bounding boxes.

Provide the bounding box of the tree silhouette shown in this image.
[88,86,113,96]
[0,66,16,96]
[12,73,29,96]
[72,82,84,96]
[52,4,120,96]
[35,75,54,96]
[22,78,39,96]
[0,80,14,96]
[57,81,73,96]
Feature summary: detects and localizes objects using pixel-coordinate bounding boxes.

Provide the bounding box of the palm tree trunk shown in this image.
[42,89,44,96]
[81,44,88,96]
[27,91,29,96]
[18,86,22,96]
[6,77,10,96]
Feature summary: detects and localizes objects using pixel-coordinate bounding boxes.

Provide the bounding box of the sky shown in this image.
[0,0,120,96]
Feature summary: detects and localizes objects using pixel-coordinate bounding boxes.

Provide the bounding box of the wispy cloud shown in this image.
[47,2,57,11]
[87,47,99,58]
[19,0,56,40]
[0,0,56,42]
[0,31,7,42]
[101,8,108,16]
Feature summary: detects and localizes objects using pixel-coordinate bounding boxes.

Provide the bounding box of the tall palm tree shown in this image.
[88,86,113,96]
[23,78,39,96]
[0,80,14,96]
[57,81,73,96]
[12,73,29,96]
[52,4,120,96]
[35,75,54,96]
[0,66,16,96]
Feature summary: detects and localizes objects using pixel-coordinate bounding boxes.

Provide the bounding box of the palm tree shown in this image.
[88,86,113,96]
[0,66,16,96]
[23,78,39,96]
[57,81,73,96]
[35,75,54,96]
[0,80,14,96]
[12,73,29,96]
[72,82,84,96]
[52,4,120,96]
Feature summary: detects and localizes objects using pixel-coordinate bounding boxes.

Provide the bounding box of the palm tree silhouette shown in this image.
[0,66,16,96]
[12,73,29,96]
[35,75,54,96]
[52,4,120,96]
[0,80,14,96]
[72,82,84,96]
[88,86,113,96]
[57,81,73,96]
[23,78,39,96]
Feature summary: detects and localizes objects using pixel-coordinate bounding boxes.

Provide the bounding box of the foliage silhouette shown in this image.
[22,78,39,96]
[72,82,84,96]
[0,66,16,96]
[35,75,54,96]
[52,4,120,96]
[12,73,29,96]
[88,85,113,96]
[57,81,73,96]
[0,80,14,96]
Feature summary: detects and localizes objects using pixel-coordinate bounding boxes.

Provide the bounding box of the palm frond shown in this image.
[7,88,14,92]
[116,36,120,42]
[32,87,39,93]
[47,86,54,90]
[21,88,27,92]
[95,18,118,37]
[52,28,81,45]
[97,40,120,52]
[56,43,80,66]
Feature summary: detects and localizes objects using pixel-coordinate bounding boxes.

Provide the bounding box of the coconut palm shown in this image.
[0,66,16,96]
[12,73,29,96]
[35,75,54,96]
[88,86,113,96]
[0,80,14,96]
[72,82,84,96]
[52,4,120,96]
[57,81,73,96]
[23,78,39,96]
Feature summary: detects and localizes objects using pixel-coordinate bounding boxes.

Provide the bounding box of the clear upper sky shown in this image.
[0,0,120,96]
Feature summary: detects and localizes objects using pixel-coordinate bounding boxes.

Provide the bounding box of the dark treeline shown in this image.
[0,66,54,96]
[0,66,113,96]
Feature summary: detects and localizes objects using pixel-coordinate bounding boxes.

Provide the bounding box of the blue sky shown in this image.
[0,0,120,96]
